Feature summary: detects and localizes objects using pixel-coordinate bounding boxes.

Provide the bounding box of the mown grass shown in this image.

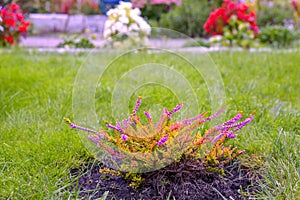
[0,49,299,199]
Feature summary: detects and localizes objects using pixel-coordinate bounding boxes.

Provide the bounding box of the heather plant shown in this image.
[65,96,254,185]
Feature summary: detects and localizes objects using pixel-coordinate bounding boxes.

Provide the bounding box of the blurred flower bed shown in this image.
[1,0,300,49]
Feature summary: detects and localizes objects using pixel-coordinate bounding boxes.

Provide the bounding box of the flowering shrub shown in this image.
[103,2,151,48]
[203,0,259,48]
[65,96,255,181]
[0,3,31,46]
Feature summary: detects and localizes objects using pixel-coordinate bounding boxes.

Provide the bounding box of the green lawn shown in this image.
[0,49,299,199]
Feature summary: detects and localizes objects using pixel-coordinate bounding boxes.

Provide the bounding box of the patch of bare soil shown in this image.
[69,159,261,200]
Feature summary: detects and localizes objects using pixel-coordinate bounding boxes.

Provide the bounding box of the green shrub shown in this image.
[158,0,210,37]
[256,3,294,27]
[258,26,300,48]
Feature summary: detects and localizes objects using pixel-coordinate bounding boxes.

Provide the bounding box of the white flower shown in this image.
[130,8,141,16]
[119,15,129,24]
[103,2,151,46]
[128,23,139,32]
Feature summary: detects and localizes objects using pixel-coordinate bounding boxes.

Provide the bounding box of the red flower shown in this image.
[18,25,27,32]
[203,0,259,36]
[4,18,16,27]
[4,36,14,44]
[16,13,24,22]
[11,3,20,12]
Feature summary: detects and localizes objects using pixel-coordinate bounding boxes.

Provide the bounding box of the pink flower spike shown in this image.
[212,132,225,143]
[223,112,243,126]
[106,122,124,134]
[144,111,152,121]
[122,119,128,128]
[116,121,122,129]
[227,132,237,138]
[133,96,142,116]
[201,109,225,123]
[182,113,204,125]
[233,115,254,132]
[64,118,106,139]
[88,134,101,143]
[163,107,168,114]
[167,103,183,116]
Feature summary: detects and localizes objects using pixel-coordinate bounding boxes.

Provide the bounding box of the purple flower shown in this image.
[163,107,168,114]
[223,112,243,126]
[122,119,128,128]
[133,96,142,116]
[182,113,203,125]
[88,134,101,143]
[157,136,169,146]
[121,134,128,141]
[106,123,124,134]
[167,103,183,118]
[212,132,225,143]
[88,134,106,148]
[64,118,106,139]
[69,124,77,128]
[227,132,237,138]
[233,115,254,132]
[201,109,225,123]
[144,111,152,121]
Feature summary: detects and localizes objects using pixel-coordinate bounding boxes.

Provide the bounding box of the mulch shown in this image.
[69,158,261,200]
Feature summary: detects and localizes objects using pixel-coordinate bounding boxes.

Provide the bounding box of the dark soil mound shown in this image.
[69,160,261,200]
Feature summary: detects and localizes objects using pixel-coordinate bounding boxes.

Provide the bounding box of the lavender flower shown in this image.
[167,103,183,118]
[144,111,152,121]
[233,115,254,132]
[182,113,204,125]
[106,122,125,134]
[64,118,106,139]
[116,121,122,129]
[201,109,225,123]
[223,112,243,126]
[227,132,237,138]
[163,107,168,114]
[133,96,142,116]
[157,136,169,146]
[212,132,225,143]
[121,134,128,141]
[122,119,128,128]
[88,135,102,148]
